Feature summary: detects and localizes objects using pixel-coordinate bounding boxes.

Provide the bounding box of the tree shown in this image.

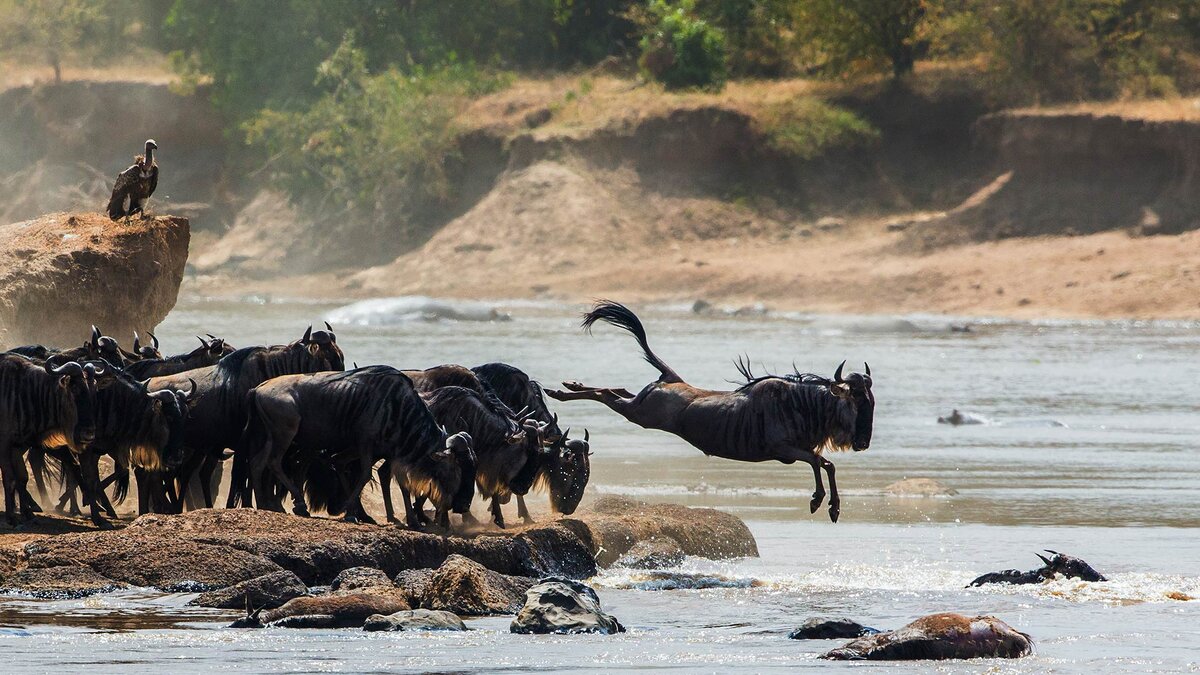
[795,0,931,79]
[0,0,136,83]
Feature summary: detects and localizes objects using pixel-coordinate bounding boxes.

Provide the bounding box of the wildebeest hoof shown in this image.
[809,493,824,513]
[292,506,310,517]
[829,504,840,523]
[92,518,115,530]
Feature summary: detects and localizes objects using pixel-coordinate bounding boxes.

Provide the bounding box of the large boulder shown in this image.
[564,496,757,567]
[614,537,685,569]
[393,568,435,607]
[190,570,307,610]
[0,565,127,599]
[423,554,534,616]
[331,566,394,592]
[510,578,624,635]
[789,617,881,640]
[362,608,468,632]
[821,613,1033,661]
[0,212,189,348]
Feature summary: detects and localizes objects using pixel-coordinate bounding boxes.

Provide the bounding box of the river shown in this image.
[2,296,1198,672]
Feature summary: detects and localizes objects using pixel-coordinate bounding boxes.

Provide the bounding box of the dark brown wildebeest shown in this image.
[146,326,345,513]
[546,301,875,522]
[125,335,235,379]
[241,366,474,527]
[0,357,99,524]
[471,362,591,521]
[131,332,162,360]
[41,326,132,369]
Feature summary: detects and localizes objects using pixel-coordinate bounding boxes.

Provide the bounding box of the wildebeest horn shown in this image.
[83,362,105,377]
[50,361,83,375]
[91,325,101,344]
[353,362,359,369]
[1044,549,1060,555]
[197,335,209,348]
[324,321,333,331]
[206,333,217,340]
[1036,553,1053,566]
[133,332,141,350]
[833,360,846,383]
[584,429,589,443]
[864,362,871,377]
[562,427,571,440]
[302,325,313,343]
[149,332,159,349]
[183,378,198,400]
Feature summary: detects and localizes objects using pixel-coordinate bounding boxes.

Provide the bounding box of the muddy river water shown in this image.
[2,297,1197,672]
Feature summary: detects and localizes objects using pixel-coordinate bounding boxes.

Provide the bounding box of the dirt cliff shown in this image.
[0,212,189,349]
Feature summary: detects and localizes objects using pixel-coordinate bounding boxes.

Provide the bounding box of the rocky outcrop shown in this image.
[789,617,881,640]
[510,578,624,635]
[821,613,1033,661]
[363,608,468,632]
[0,564,127,598]
[331,566,394,592]
[190,570,307,610]
[614,537,685,569]
[563,496,758,567]
[423,554,534,616]
[0,212,189,349]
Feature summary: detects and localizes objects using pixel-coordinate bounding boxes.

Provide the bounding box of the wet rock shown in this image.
[424,554,535,616]
[513,524,598,579]
[691,299,713,314]
[969,550,1106,587]
[789,617,881,640]
[937,409,989,425]
[190,570,307,610]
[0,565,127,599]
[614,537,685,569]
[566,496,757,567]
[821,613,1032,661]
[331,566,394,592]
[0,212,189,349]
[816,216,846,232]
[363,608,468,632]
[510,578,624,635]
[393,568,434,607]
[230,590,411,629]
[883,478,958,497]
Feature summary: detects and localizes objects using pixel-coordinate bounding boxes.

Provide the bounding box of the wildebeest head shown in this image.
[151,379,196,469]
[436,430,476,514]
[89,325,127,366]
[133,331,162,360]
[299,323,345,371]
[48,361,100,449]
[830,361,874,451]
[1036,550,1107,582]
[540,427,591,515]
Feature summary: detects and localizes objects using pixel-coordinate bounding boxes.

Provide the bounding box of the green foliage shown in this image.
[794,0,931,79]
[0,0,150,81]
[636,0,729,90]
[757,97,879,159]
[244,35,511,234]
[691,0,798,77]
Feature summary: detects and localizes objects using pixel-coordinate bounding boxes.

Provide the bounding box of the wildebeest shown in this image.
[132,332,162,360]
[241,366,474,527]
[546,301,874,522]
[145,325,344,513]
[471,362,591,520]
[39,326,132,369]
[30,367,194,526]
[0,356,99,524]
[125,335,235,379]
[968,550,1107,587]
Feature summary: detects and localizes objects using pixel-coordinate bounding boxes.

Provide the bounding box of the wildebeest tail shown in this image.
[27,448,62,499]
[582,300,682,383]
[229,392,268,508]
[303,458,343,515]
[112,463,130,505]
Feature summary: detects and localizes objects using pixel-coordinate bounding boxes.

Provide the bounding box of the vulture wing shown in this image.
[106,164,141,220]
[147,163,158,198]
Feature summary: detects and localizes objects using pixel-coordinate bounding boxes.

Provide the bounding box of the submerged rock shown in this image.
[191,570,307,609]
[788,617,881,640]
[0,565,127,599]
[821,613,1033,661]
[883,478,958,497]
[363,608,468,632]
[937,409,989,425]
[424,554,534,616]
[614,537,685,569]
[510,578,624,635]
[230,589,411,629]
[0,212,189,348]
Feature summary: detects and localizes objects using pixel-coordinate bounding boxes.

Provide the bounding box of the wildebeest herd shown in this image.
[0,300,873,531]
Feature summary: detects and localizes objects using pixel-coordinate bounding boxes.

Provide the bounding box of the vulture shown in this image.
[106,139,158,221]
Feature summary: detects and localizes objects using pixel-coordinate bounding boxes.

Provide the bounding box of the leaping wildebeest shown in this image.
[546,301,874,522]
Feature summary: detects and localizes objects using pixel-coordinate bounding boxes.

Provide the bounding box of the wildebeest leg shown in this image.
[807,458,826,514]
[820,457,840,523]
[399,485,423,529]
[516,494,534,524]
[337,459,373,524]
[0,442,19,525]
[77,452,112,528]
[377,460,397,524]
[135,467,150,515]
[13,454,40,518]
[410,495,434,526]
[196,452,219,509]
[489,496,506,529]
[266,447,307,516]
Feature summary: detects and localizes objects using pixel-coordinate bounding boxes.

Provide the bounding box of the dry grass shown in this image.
[0,55,173,93]
[1011,97,1200,122]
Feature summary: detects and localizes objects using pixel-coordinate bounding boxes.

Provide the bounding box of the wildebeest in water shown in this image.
[547,301,874,522]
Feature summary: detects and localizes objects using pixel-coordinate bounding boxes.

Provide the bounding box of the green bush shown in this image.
[244,35,511,238]
[637,0,728,90]
[757,98,879,159]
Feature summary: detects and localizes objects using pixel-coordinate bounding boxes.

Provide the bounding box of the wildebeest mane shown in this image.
[733,355,835,392]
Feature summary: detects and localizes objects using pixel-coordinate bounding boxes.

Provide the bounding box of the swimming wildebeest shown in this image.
[546,301,875,522]
[0,357,99,524]
[471,362,591,521]
[241,366,474,527]
[968,550,1107,587]
[30,367,194,526]
[145,325,344,513]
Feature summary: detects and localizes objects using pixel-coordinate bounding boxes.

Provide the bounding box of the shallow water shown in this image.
[3,297,1198,672]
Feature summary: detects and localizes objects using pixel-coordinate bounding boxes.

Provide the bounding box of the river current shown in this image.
[1,296,1197,672]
